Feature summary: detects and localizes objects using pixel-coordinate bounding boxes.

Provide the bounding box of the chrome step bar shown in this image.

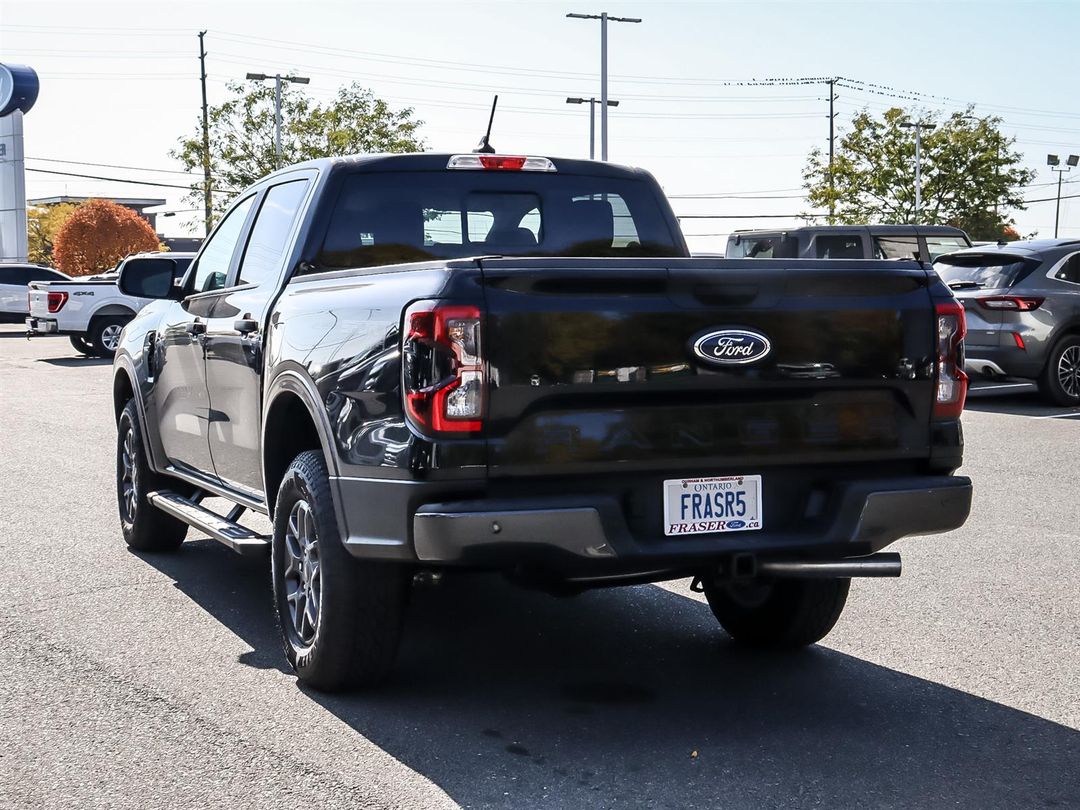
[147,490,269,556]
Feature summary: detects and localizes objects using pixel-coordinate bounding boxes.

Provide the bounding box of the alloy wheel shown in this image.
[120,425,138,523]
[283,499,321,646]
[101,324,124,352]
[1058,345,1080,398]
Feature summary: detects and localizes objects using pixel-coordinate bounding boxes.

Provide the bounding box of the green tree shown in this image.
[27,203,78,265]
[172,81,425,225]
[803,107,1035,240]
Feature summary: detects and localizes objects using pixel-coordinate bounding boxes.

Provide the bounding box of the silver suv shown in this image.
[935,239,1080,405]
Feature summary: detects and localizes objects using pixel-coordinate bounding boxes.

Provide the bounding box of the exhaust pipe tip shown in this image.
[758,552,902,579]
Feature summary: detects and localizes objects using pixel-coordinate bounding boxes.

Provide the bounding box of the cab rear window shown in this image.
[317,171,681,268]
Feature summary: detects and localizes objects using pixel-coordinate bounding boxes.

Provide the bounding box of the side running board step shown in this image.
[147,490,270,556]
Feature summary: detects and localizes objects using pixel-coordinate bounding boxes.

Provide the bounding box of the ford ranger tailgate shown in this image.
[480,257,937,478]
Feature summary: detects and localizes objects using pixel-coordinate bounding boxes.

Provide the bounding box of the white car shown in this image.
[26,252,194,357]
[0,263,69,323]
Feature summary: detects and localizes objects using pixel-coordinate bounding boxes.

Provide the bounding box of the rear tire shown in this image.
[69,335,96,356]
[116,400,189,552]
[1038,335,1080,406]
[271,450,408,691]
[90,316,129,359]
[702,576,850,648]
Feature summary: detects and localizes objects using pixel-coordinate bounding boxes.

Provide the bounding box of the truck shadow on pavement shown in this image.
[36,356,112,367]
[143,540,1079,809]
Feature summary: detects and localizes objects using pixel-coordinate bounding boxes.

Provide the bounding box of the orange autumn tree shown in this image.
[53,199,162,277]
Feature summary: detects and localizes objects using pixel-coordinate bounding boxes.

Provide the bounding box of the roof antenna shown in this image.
[474,95,498,154]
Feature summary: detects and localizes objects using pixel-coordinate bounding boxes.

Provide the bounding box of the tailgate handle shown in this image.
[690,282,761,307]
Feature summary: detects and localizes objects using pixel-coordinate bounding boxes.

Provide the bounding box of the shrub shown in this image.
[53,199,161,277]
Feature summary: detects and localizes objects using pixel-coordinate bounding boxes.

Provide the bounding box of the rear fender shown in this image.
[262,367,346,532]
[90,304,137,323]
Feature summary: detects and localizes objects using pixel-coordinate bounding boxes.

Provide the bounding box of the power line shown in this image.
[10,22,1080,122]
[27,156,204,177]
[26,167,236,194]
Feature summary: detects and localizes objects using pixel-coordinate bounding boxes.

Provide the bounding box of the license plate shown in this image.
[663,474,762,536]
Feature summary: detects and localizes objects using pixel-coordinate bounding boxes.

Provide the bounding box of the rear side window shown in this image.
[0,266,64,284]
[874,236,919,260]
[727,235,778,258]
[934,254,1039,290]
[27,267,67,282]
[1053,253,1080,284]
[815,234,864,259]
[925,235,970,260]
[239,180,310,287]
[316,171,680,269]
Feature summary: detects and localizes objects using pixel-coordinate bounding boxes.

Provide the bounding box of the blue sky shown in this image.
[3,0,1079,250]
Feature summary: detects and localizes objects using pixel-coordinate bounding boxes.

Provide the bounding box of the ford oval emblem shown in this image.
[691,328,772,366]
[727,520,746,530]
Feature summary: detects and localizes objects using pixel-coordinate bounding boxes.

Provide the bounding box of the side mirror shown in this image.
[118,258,178,299]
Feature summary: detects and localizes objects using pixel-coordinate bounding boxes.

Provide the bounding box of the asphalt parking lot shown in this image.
[1,324,1077,809]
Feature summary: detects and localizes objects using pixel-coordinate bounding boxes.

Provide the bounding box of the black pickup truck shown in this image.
[112,152,972,690]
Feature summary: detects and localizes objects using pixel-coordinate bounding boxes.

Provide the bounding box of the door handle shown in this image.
[233,317,259,335]
[185,319,206,336]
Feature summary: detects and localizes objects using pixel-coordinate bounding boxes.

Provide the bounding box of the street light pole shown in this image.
[900,119,936,223]
[567,11,640,161]
[1048,154,1079,238]
[566,97,619,159]
[246,72,311,170]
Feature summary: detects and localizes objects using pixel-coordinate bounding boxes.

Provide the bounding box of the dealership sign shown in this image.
[0,64,38,263]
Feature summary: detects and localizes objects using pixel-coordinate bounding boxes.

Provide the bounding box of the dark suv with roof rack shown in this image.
[725,225,971,262]
[934,239,1080,405]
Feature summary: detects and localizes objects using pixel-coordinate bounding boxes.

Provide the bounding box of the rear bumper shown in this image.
[25,316,59,335]
[965,344,1043,379]
[336,474,972,572]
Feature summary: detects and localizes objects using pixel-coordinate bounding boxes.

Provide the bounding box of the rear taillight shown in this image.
[934,299,968,419]
[976,295,1044,311]
[402,302,485,434]
[47,291,68,313]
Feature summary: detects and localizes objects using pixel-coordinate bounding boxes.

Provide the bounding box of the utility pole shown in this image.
[567,12,640,161]
[246,72,311,170]
[566,96,619,159]
[827,78,838,222]
[900,119,936,223]
[1048,154,1079,238]
[198,31,212,236]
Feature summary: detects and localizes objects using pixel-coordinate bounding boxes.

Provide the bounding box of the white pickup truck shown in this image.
[27,252,193,357]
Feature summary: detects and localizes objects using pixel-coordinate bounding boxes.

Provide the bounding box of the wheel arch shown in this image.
[112,367,136,425]
[90,304,137,325]
[1040,323,1080,373]
[262,368,341,519]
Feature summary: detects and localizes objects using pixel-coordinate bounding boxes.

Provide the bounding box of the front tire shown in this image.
[271,450,408,691]
[90,316,129,359]
[117,400,189,552]
[702,576,850,648]
[1038,335,1080,406]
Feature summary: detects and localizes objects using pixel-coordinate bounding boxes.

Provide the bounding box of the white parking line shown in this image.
[1033,411,1080,419]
